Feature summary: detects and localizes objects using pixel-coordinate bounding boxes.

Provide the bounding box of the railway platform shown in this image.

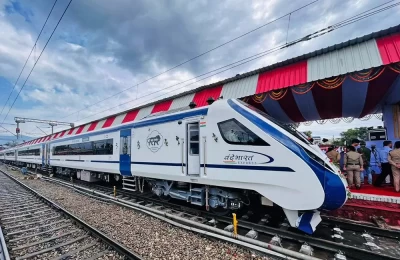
[329,185,400,227]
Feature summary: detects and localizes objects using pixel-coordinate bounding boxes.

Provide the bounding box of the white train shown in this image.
[0,99,349,234]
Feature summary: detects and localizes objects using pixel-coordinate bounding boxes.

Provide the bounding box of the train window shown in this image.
[106,139,113,154]
[53,138,113,155]
[82,142,93,154]
[120,136,130,155]
[190,130,199,142]
[217,119,269,146]
[236,100,311,145]
[18,149,40,156]
[190,142,199,155]
[6,152,15,156]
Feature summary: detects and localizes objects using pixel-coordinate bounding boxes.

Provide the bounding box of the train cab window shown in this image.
[217,119,269,146]
[236,100,311,145]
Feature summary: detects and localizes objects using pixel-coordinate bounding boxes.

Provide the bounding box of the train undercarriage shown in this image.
[5,163,321,233]
[148,179,248,212]
[18,164,270,213]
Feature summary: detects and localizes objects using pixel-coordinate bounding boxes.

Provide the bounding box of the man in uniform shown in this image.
[344,146,364,189]
[359,141,372,184]
[326,146,340,166]
[388,141,400,192]
[339,146,346,172]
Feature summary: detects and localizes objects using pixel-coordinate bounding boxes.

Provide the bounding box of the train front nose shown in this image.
[320,170,348,211]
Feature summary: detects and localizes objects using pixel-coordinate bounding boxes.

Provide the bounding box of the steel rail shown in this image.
[39,176,316,260]
[41,175,400,260]
[6,164,400,260]
[4,168,298,259]
[65,175,400,240]
[323,216,400,239]
[0,169,142,260]
[0,226,10,260]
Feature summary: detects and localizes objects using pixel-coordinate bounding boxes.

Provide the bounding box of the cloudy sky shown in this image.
[0,0,399,140]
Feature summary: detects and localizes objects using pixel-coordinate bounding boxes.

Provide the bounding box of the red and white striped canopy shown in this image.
[23,25,400,146]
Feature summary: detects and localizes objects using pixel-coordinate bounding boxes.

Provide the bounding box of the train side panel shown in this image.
[131,117,189,178]
[16,145,42,166]
[49,131,120,174]
[205,100,325,210]
[4,150,16,163]
[129,100,325,211]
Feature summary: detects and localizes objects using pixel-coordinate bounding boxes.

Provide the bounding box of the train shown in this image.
[0,98,349,234]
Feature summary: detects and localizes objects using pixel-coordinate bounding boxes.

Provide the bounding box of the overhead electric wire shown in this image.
[36,126,48,135]
[0,0,73,127]
[57,0,319,120]
[332,0,397,29]
[0,122,17,136]
[0,125,16,136]
[74,0,400,123]
[0,0,59,120]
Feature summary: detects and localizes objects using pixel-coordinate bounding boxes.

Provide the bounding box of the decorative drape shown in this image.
[245,62,400,124]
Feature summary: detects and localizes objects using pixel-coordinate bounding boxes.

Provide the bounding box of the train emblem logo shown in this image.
[147,130,163,153]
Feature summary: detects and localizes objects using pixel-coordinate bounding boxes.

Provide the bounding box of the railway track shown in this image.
[50,177,400,260]
[0,169,142,260]
[4,164,400,260]
[36,174,400,260]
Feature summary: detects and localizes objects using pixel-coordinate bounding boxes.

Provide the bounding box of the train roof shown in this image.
[18,24,400,148]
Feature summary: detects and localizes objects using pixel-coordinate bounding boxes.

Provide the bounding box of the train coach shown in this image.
[3,150,16,164]
[0,98,349,234]
[16,145,42,167]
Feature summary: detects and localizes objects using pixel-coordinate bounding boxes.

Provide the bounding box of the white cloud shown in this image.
[0,0,398,141]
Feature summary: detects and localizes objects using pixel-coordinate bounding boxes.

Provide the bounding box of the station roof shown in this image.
[19,24,400,147]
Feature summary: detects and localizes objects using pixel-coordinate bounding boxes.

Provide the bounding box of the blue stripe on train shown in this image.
[90,160,293,172]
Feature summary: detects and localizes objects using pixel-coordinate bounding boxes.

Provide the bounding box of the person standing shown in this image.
[359,141,372,185]
[339,146,346,172]
[388,141,400,192]
[344,146,364,189]
[370,144,381,176]
[326,146,340,165]
[374,140,393,187]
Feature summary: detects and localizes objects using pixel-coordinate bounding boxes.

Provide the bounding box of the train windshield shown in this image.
[237,100,312,145]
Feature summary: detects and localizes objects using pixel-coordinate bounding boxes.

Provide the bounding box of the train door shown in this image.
[46,143,50,165]
[120,129,132,176]
[187,123,200,175]
[14,150,17,162]
[42,144,45,165]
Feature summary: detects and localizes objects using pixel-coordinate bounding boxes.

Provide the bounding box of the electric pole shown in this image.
[14,117,74,139]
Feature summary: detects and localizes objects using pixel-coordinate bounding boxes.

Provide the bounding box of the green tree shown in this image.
[303,131,312,138]
[331,138,343,146]
[340,127,369,144]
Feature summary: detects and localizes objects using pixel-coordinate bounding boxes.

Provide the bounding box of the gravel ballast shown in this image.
[1,166,275,260]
